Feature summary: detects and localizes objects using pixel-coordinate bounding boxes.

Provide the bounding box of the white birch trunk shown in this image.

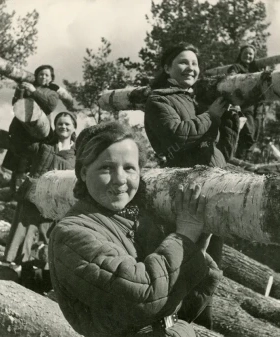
[26,167,280,244]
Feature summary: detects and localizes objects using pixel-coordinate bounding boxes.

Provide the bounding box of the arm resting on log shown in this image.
[98,71,280,112]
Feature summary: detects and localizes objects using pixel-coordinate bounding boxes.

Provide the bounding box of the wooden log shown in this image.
[213,295,280,337]
[13,98,51,139]
[205,54,280,76]
[214,276,280,330]
[98,71,280,112]
[222,245,280,300]
[26,166,280,244]
[0,56,74,111]
[0,280,80,337]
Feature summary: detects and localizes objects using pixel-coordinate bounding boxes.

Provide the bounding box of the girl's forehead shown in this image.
[56,116,72,123]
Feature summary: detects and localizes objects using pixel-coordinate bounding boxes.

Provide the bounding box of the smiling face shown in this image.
[55,115,75,141]
[36,68,52,86]
[164,50,200,89]
[240,47,255,65]
[81,139,140,211]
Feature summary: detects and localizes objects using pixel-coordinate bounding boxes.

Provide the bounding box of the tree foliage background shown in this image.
[0,0,38,67]
[132,0,270,80]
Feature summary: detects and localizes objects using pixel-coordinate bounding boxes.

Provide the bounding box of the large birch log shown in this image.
[98,71,280,112]
[222,245,280,299]
[205,54,280,76]
[26,166,280,244]
[0,57,74,111]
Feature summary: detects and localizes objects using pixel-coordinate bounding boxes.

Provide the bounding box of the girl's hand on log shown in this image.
[21,82,36,93]
[208,97,229,120]
[175,183,206,243]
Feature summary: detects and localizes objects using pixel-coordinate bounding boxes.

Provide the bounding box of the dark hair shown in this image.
[74,122,147,199]
[151,44,199,89]
[54,111,77,142]
[34,65,55,84]
[236,44,259,72]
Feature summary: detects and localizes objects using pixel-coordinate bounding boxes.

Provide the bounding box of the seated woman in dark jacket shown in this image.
[49,121,222,337]
[4,111,77,294]
[2,64,60,196]
[144,44,239,329]
[227,44,262,159]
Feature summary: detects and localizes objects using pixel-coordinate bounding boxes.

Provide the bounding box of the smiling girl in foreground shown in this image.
[49,121,222,337]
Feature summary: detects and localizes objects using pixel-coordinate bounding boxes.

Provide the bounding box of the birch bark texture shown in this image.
[26,166,280,244]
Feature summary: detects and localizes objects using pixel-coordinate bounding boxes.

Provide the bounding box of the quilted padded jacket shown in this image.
[49,198,222,337]
[145,83,239,168]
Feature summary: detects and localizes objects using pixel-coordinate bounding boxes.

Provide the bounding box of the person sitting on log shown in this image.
[227,44,263,160]
[4,111,77,295]
[144,43,239,330]
[1,64,60,198]
[48,121,222,337]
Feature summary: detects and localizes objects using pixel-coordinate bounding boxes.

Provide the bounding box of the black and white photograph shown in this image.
[0,0,280,336]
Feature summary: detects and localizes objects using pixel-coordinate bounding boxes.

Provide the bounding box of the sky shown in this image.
[1,0,280,130]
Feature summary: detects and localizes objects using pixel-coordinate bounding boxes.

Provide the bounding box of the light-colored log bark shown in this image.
[13,98,50,139]
[215,276,280,330]
[98,71,280,112]
[0,280,80,337]
[222,244,280,300]
[205,54,280,76]
[0,56,74,111]
[26,167,280,244]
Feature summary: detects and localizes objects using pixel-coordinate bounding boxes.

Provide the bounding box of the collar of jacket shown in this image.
[152,79,195,97]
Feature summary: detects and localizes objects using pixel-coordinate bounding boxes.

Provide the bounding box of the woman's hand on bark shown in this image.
[175,183,206,243]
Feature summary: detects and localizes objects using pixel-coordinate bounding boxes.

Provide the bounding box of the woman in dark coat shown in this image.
[49,121,222,337]
[227,44,262,159]
[144,44,239,329]
[2,65,60,195]
[4,111,77,294]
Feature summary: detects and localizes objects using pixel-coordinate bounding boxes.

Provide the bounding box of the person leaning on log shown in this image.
[144,44,239,330]
[4,111,77,294]
[227,44,263,160]
[1,64,60,197]
[48,121,222,337]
